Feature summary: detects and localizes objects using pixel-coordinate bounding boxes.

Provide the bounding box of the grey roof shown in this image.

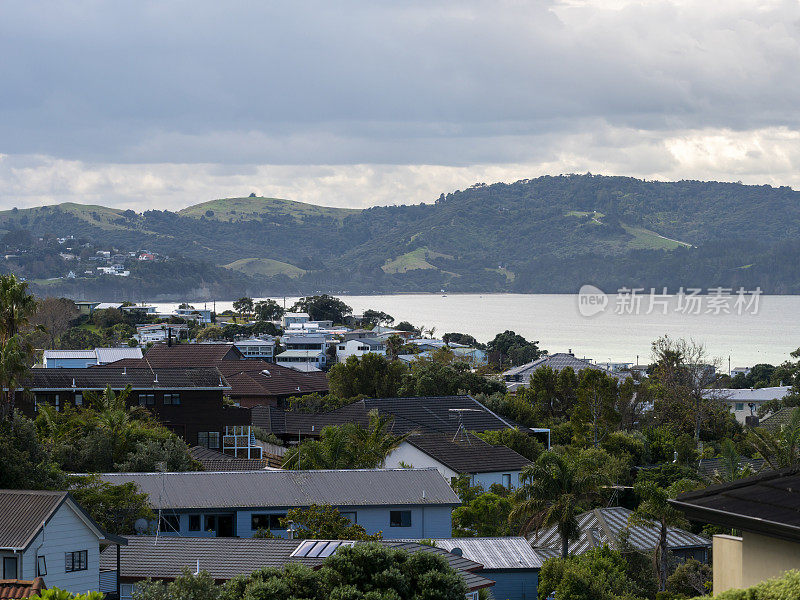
[759,407,800,432]
[531,506,709,554]
[0,490,125,550]
[98,468,460,510]
[698,457,766,479]
[43,350,96,359]
[277,350,325,358]
[351,338,384,348]
[421,537,544,569]
[100,536,494,591]
[26,367,229,391]
[504,353,626,382]
[95,347,143,363]
[703,386,791,402]
[404,434,531,474]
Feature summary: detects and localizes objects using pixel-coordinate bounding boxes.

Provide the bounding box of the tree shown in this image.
[665,558,712,597]
[629,478,701,591]
[253,299,284,321]
[132,569,220,600]
[69,474,154,535]
[31,590,104,600]
[292,295,352,323]
[442,332,484,349]
[0,274,37,344]
[474,428,545,462]
[0,336,31,419]
[452,490,514,537]
[282,412,409,470]
[511,451,608,557]
[219,543,467,600]
[570,368,621,447]
[29,297,79,349]
[232,297,254,319]
[0,411,65,490]
[328,354,407,399]
[398,356,505,397]
[361,309,394,326]
[537,545,654,600]
[58,327,104,350]
[385,334,405,360]
[394,321,417,333]
[487,330,544,368]
[748,406,800,469]
[196,325,225,342]
[708,438,755,483]
[284,504,381,540]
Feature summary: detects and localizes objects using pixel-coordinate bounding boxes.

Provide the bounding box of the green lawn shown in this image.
[621,225,691,250]
[223,257,307,278]
[382,247,453,274]
[178,197,359,223]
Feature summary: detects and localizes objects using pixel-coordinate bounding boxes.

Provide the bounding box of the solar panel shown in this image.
[293,540,316,557]
[318,541,341,558]
[306,541,330,558]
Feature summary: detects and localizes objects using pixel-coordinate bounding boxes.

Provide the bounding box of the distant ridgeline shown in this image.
[2,174,800,298]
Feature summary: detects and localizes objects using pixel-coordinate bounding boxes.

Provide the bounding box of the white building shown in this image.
[0,489,125,595]
[234,337,276,361]
[276,349,327,370]
[135,324,189,344]
[336,338,386,363]
[43,347,143,368]
[704,386,792,424]
[281,312,310,327]
[174,307,213,323]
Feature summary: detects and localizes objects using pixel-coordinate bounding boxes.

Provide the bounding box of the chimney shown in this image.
[568,349,573,356]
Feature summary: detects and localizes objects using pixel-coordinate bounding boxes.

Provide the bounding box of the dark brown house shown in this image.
[101,343,329,407]
[20,367,250,450]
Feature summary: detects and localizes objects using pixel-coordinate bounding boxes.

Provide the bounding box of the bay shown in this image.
[150,293,800,368]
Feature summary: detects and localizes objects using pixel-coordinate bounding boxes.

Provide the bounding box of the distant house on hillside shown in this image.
[281,312,310,327]
[42,347,143,368]
[702,386,791,424]
[503,351,627,391]
[336,338,386,363]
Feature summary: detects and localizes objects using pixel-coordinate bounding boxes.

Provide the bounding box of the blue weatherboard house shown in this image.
[99,469,459,539]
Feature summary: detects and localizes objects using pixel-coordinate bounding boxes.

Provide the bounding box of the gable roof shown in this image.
[670,466,800,542]
[421,537,545,569]
[759,406,799,432]
[27,367,228,391]
[98,468,460,510]
[99,536,493,591]
[0,490,126,551]
[503,353,626,382]
[0,579,46,599]
[702,386,791,402]
[139,343,243,366]
[404,434,531,474]
[531,506,709,554]
[255,396,520,438]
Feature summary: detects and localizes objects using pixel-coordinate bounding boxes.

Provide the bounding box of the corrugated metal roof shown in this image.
[98,468,460,509]
[0,490,66,549]
[423,537,544,569]
[95,347,143,363]
[100,536,493,591]
[42,350,96,359]
[703,387,791,401]
[277,350,324,358]
[531,507,709,554]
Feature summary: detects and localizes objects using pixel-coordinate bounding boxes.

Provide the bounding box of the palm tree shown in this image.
[510,452,608,557]
[0,336,30,420]
[359,411,410,468]
[83,385,134,412]
[0,274,37,344]
[709,439,756,483]
[629,479,699,591]
[748,407,800,469]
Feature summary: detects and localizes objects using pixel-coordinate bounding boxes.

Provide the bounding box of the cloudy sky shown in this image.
[1,0,799,210]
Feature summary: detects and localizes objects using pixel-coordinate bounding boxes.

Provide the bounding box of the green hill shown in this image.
[3,175,800,296]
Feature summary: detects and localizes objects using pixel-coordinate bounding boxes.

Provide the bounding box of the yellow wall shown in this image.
[713,532,800,594]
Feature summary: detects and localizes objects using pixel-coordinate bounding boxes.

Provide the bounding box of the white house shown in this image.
[43,348,143,368]
[703,386,792,424]
[234,337,276,361]
[174,308,213,323]
[0,489,126,595]
[276,350,327,370]
[336,338,386,363]
[281,312,310,328]
[384,433,531,491]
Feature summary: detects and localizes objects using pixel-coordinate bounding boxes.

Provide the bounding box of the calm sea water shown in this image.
[151,294,800,368]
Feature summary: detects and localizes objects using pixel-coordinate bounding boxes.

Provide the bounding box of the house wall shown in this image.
[480,570,538,600]
[713,532,800,594]
[44,357,98,368]
[384,444,460,481]
[22,503,101,594]
[152,505,453,540]
[473,471,522,491]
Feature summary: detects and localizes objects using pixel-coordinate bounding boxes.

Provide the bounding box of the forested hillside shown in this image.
[2,174,800,298]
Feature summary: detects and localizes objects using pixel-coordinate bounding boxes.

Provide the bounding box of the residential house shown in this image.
[503,351,628,392]
[450,347,488,367]
[100,343,329,407]
[98,468,460,539]
[42,348,143,368]
[425,538,543,600]
[135,324,189,344]
[188,446,277,471]
[233,337,275,361]
[531,506,709,563]
[759,406,800,431]
[336,338,386,363]
[277,334,328,370]
[20,367,251,450]
[384,433,531,490]
[0,490,126,595]
[281,312,310,327]
[671,467,800,594]
[702,386,791,424]
[100,536,494,600]
[731,366,752,377]
[173,307,212,323]
[74,301,100,316]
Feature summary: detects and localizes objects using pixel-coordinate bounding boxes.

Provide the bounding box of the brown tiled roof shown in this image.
[102,347,328,400]
[0,578,46,599]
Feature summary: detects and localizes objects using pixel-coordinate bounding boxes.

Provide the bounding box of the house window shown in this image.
[139,393,155,406]
[252,514,286,529]
[205,515,217,532]
[120,584,135,600]
[159,514,180,533]
[189,515,201,531]
[163,393,181,405]
[65,550,88,572]
[390,511,412,527]
[502,474,512,489]
[75,394,83,407]
[36,556,47,576]
[340,512,357,524]
[735,402,745,411]
[3,557,18,578]
[198,431,220,449]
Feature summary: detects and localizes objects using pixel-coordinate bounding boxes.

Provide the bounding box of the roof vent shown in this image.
[450,547,462,557]
[261,370,270,377]
[71,378,76,388]
[123,366,127,375]
[154,373,159,384]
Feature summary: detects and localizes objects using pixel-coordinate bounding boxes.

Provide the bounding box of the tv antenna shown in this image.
[448,408,480,443]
